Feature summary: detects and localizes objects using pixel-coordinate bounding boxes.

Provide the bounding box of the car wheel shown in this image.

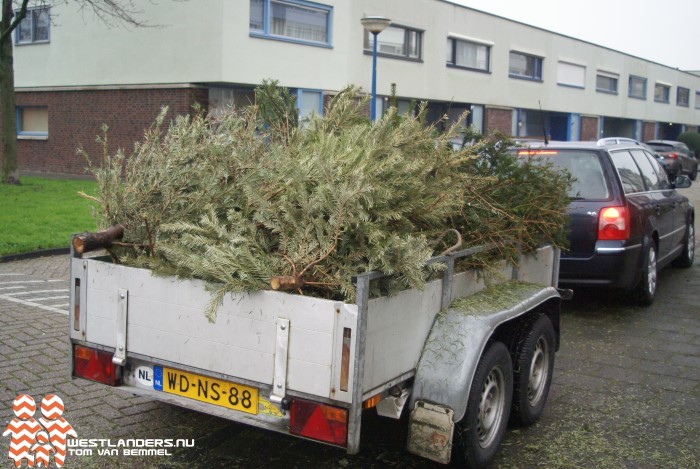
[633,242,657,306]
[511,315,555,426]
[672,221,695,268]
[460,341,513,469]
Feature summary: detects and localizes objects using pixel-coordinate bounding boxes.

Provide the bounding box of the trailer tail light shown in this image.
[73,345,120,386]
[598,206,629,241]
[290,399,348,446]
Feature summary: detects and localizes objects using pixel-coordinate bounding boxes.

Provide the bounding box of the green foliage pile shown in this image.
[83,81,571,320]
[677,131,700,158]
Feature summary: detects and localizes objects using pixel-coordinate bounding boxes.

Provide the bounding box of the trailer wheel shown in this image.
[511,315,555,426]
[461,341,512,469]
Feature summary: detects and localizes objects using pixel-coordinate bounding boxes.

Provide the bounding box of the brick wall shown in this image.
[484,107,512,135]
[580,116,599,141]
[5,87,207,175]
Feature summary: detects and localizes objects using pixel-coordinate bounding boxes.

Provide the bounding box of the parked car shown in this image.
[597,137,673,177]
[645,140,698,180]
[518,141,695,305]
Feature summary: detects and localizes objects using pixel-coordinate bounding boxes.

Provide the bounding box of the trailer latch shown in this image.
[270,317,290,405]
[113,288,128,366]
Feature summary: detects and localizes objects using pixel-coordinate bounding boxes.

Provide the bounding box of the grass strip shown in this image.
[0,177,98,256]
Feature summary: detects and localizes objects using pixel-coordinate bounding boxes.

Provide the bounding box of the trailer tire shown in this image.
[511,314,555,426]
[460,341,513,469]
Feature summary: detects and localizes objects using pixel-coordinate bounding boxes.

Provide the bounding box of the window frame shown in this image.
[556,61,586,89]
[446,36,491,73]
[16,106,49,139]
[15,6,50,45]
[628,75,647,100]
[249,0,333,48]
[508,51,543,81]
[676,87,690,107]
[654,83,671,103]
[364,23,423,62]
[595,71,619,95]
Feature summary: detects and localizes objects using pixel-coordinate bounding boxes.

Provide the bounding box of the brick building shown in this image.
[4,0,700,176]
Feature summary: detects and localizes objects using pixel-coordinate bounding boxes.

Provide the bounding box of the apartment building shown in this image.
[8,0,700,175]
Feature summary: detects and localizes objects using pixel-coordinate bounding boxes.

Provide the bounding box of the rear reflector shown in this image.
[290,399,348,446]
[598,206,630,240]
[73,345,120,386]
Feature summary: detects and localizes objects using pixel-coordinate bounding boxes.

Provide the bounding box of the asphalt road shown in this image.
[1,183,699,468]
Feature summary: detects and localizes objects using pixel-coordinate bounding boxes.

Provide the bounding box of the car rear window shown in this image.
[520,150,610,200]
[646,143,673,153]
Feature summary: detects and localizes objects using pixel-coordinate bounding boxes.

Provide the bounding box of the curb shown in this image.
[0,247,70,264]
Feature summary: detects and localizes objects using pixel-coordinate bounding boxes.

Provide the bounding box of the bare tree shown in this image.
[1,0,150,184]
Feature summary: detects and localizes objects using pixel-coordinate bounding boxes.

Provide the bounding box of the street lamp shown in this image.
[361,16,391,122]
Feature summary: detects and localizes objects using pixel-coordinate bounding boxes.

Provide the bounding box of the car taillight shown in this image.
[73,345,121,385]
[598,206,629,241]
[290,399,348,446]
[666,152,678,159]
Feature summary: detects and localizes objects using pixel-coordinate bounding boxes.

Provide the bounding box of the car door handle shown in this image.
[655,204,661,215]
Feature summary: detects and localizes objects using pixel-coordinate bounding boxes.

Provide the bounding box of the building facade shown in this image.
[6,0,700,175]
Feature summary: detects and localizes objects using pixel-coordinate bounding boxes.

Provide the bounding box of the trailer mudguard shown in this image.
[410,285,561,423]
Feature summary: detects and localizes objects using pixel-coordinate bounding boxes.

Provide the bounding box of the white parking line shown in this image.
[0,279,63,285]
[0,294,68,315]
[0,273,23,276]
[0,281,69,315]
[26,295,70,302]
[3,289,67,297]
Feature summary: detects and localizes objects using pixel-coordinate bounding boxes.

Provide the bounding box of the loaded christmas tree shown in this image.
[78,81,571,320]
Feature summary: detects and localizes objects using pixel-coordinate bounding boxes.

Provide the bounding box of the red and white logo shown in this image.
[3,394,76,468]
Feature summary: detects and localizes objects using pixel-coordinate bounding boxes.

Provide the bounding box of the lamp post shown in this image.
[361,16,391,122]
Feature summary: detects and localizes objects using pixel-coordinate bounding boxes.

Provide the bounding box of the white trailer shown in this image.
[69,244,564,467]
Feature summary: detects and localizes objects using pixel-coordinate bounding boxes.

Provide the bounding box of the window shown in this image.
[16,107,48,137]
[365,24,422,60]
[629,76,647,99]
[696,91,700,110]
[654,83,670,103]
[611,150,645,194]
[15,6,50,44]
[446,37,490,72]
[249,0,332,47]
[630,150,662,191]
[596,72,618,94]
[557,61,585,88]
[509,52,543,81]
[677,87,690,107]
[297,89,322,122]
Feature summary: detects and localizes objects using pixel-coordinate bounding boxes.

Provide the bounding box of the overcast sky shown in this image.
[449,0,700,71]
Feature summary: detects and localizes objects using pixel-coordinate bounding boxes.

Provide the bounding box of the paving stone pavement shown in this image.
[1,182,699,468]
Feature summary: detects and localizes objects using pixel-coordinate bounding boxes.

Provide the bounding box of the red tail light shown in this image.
[290,399,348,446]
[598,206,629,240]
[666,152,678,159]
[73,345,121,385]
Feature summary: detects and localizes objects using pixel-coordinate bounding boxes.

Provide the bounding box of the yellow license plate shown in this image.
[154,366,258,415]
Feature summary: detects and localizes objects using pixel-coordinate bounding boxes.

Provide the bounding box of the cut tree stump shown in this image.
[72,225,125,254]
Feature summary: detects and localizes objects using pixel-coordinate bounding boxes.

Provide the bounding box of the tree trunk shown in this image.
[1,0,20,185]
[72,225,126,254]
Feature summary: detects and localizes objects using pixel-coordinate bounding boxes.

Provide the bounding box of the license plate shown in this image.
[153,366,258,415]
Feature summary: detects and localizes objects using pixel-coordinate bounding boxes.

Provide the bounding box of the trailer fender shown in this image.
[410,286,561,423]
